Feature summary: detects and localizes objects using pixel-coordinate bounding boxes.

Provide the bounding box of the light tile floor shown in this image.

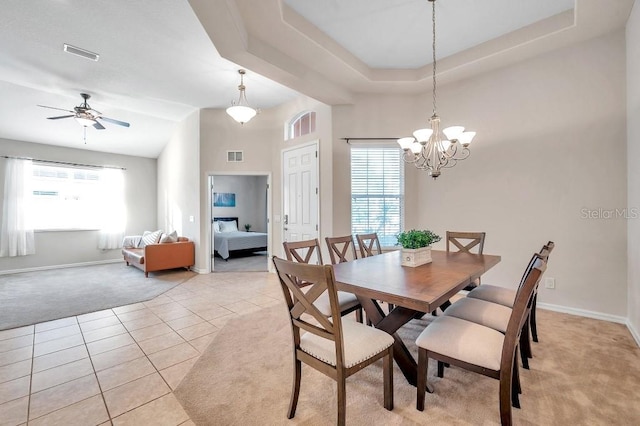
[0,271,282,426]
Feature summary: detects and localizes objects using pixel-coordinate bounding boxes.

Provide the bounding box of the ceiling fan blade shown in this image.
[47,115,75,120]
[93,121,106,130]
[99,116,130,127]
[38,105,75,113]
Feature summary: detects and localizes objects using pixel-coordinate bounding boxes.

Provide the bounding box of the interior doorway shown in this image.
[208,173,271,273]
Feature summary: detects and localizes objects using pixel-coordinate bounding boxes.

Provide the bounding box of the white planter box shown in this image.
[401,247,432,267]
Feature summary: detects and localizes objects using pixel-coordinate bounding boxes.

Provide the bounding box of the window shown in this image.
[287,111,316,140]
[351,146,404,247]
[31,163,115,230]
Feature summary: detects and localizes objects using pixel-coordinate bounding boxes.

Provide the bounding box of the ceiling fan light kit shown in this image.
[397,0,476,179]
[38,93,130,132]
[226,69,259,125]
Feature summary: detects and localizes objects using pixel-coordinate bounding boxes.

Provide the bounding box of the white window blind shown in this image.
[351,146,404,247]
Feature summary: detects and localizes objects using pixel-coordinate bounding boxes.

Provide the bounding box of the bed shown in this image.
[213,217,268,260]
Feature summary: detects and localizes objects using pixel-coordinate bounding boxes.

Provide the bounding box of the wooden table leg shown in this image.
[358,298,422,386]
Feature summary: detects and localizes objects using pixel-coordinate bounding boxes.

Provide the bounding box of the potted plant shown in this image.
[244,223,252,232]
[397,229,441,267]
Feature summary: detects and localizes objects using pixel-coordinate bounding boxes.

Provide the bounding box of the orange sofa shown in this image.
[122,236,195,277]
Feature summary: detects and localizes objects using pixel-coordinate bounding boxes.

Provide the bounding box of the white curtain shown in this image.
[97,168,126,250]
[0,158,35,257]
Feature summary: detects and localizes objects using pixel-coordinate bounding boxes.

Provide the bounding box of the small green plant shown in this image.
[396,229,441,249]
[244,223,252,232]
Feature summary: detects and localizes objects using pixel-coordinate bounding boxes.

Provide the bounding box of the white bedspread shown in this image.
[214,231,267,260]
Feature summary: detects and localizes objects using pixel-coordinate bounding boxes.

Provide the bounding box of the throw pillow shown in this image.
[140,230,162,247]
[160,230,178,243]
[213,221,221,233]
[219,220,238,232]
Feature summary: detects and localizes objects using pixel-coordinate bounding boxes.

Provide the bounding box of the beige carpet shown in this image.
[0,263,196,330]
[174,304,640,425]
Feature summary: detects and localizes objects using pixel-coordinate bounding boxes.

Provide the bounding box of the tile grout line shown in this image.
[78,311,115,425]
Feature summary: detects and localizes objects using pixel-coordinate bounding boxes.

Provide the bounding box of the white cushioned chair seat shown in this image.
[313,291,360,317]
[416,316,504,371]
[300,319,394,368]
[467,285,516,308]
[442,297,512,333]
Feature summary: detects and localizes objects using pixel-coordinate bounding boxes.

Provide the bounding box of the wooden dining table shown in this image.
[332,249,501,386]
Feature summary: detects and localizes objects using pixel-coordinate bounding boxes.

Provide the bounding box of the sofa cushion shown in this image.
[140,230,162,247]
[123,247,145,264]
[160,230,178,243]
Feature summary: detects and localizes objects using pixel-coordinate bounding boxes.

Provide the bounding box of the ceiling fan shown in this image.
[38,93,130,129]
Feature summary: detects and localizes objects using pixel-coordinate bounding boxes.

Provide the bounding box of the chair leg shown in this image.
[383,348,394,410]
[416,348,428,411]
[531,295,539,342]
[519,323,531,369]
[337,372,346,426]
[355,307,363,323]
[437,361,445,378]
[388,303,395,313]
[288,359,301,419]
[499,369,514,426]
[512,352,521,409]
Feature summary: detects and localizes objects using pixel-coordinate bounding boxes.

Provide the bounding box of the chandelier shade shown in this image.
[226,69,258,125]
[398,0,476,179]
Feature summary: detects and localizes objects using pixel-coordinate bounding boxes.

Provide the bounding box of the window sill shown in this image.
[35,228,100,233]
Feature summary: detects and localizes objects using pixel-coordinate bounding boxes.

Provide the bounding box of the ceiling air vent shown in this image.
[63,44,99,61]
[227,151,244,162]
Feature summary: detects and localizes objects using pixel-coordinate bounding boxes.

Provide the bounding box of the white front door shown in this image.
[282,142,319,246]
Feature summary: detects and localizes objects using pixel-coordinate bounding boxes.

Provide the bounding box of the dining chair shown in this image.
[467,241,555,346]
[325,235,358,264]
[355,232,382,258]
[272,257,394,426]
[435,231,486,312]
[283,239,363,322]
[441,250,550,369]
[415,259,547,426]
[354,232,394,314]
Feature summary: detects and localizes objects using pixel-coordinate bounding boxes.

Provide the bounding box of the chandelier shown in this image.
[397,0,476,179]
[226,69,258,125]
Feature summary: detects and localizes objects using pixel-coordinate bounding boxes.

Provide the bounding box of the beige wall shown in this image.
[198,97,332,269]
[332,30,628,317]
[627,1,640,342]
[157,111,201,267]
[0,138,157,273]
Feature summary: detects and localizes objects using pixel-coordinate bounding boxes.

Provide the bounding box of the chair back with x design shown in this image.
[355,233,382,258]
[325,235,358,264]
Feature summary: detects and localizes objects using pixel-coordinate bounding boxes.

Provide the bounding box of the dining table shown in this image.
[332,249,501,386]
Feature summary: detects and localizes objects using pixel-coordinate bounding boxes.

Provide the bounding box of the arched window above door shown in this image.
[286,111,316,140]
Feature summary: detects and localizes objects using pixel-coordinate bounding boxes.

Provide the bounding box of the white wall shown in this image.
[212,175,268,232]
[627,1,640,342]
[0,138,157,273]
[333,30,628,318]
[157,111,200,266]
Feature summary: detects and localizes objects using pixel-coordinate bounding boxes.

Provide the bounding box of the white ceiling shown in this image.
[0,0,634,158]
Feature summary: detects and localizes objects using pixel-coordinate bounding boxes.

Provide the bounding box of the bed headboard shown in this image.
[214,217,238,223]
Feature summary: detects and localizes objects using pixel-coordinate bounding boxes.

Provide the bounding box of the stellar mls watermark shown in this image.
[581,208,639,219]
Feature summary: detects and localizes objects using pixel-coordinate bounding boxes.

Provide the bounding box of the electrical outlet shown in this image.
[544,277,556,289]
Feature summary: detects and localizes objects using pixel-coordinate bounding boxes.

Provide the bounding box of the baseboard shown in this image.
[192,267,209,274]
[0,259,122,276]
[626,319,640,347]
[537,301,627,324]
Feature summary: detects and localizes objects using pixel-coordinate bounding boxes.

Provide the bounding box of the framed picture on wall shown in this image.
[213,192,236,207]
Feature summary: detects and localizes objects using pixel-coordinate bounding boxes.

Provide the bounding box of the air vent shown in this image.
[227,151,244,162]
[63,44,99,61]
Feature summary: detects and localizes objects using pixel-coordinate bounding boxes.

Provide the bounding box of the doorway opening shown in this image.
[209,173,271,272]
